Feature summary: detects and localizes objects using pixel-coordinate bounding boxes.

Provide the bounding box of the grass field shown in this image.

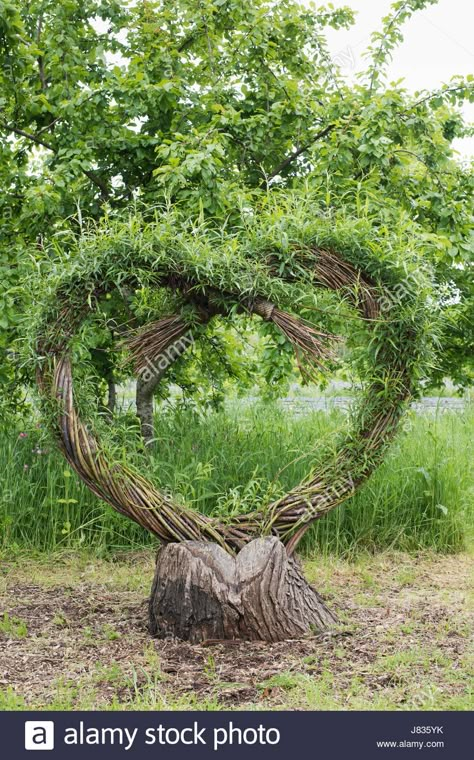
[1,401,472,556]
[0,550,472,711]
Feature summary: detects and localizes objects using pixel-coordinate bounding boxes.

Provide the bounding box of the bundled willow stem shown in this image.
[271,308,340,381]
[312,248,380,320]
[122,298,339,384]
[251,298,340,380]
[121,316,190,375]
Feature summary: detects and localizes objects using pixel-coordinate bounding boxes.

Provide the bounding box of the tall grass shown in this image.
[0,402,472,556]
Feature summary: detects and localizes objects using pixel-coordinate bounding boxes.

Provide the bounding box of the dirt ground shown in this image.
[0,550,472,710]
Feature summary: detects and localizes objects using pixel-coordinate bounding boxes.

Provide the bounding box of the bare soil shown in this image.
[0,551,472,710]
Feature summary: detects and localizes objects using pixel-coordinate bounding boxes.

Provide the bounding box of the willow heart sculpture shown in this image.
[31,202,432,642]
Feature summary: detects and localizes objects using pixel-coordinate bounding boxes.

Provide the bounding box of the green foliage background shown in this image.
[1,0,473,421]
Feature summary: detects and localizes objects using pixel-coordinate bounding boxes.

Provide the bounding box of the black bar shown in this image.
[2,710,470,759]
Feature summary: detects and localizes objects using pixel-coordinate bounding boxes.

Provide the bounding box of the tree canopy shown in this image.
[1,0,473,418]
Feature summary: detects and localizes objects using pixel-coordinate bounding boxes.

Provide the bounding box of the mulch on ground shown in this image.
[0,552,472,709]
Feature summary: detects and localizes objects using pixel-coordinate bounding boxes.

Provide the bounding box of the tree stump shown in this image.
[149,536,337,643]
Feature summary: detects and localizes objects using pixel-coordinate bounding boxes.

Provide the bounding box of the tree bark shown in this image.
[149,537,337,643]
[136,374,161,446]
[135,340,190,446]
[106,378,116,416]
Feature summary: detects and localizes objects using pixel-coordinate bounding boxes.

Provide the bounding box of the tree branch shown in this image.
[36,115,63,135]
[3,124,110,199]
[368,1,410,93]
[6,124,54,151]
[265,123,336,184]
[82,170,110,200]
[398,84,474,116]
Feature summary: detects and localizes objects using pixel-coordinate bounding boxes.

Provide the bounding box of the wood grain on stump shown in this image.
[149,537,337,643]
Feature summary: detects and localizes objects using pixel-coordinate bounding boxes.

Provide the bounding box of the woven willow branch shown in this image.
[37,245,413,554]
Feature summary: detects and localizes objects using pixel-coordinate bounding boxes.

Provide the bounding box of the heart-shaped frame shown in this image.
[34,212,429,555]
